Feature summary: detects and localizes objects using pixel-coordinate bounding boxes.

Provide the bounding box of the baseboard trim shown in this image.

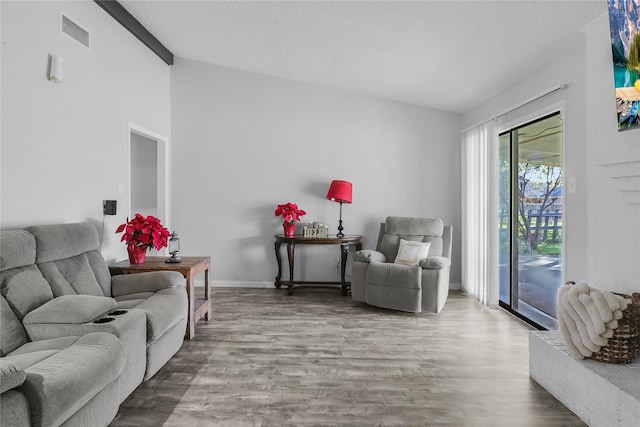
[194,280,274,288]
[449,282,462,290]
[195,279,462,290]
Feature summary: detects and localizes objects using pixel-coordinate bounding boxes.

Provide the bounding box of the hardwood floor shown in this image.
[111,289,584,426]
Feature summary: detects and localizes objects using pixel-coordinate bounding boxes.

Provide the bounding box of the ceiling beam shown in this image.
[94,0,174,66]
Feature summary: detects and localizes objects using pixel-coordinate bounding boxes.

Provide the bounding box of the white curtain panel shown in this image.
[461,121,500,308]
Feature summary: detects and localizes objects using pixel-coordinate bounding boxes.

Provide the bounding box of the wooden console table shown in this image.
[109,256,211,340]
[274,234,362,295]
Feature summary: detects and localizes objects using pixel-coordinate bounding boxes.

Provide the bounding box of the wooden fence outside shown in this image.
[499,211,563,243]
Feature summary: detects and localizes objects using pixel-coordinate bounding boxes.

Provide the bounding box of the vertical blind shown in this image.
[461,120,500,307]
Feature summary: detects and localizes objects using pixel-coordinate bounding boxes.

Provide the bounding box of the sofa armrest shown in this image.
[419,256,451,270]
[353,250,387,263]
[111,271,186,298]
[22,295,116,325]
[1,359,27,393]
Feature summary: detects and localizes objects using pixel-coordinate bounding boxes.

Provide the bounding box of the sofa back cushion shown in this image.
[1,296,28,356]
[0,230,54,319]
[27,223,112,297]
[378,217,444,262]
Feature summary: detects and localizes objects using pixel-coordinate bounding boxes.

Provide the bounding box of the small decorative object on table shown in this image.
[165,231,182,263]
[303,223,329,238]
[275,202,306,238]
[116,214,170,264]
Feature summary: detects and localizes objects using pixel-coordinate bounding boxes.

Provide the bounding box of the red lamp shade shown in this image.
[326,180,352,204]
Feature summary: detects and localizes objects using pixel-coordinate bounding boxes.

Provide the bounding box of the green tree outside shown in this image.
[498,160,563,255]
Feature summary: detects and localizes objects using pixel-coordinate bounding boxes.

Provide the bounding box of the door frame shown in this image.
[499,102,566,282]
[497,104,566,329]
[127,122,170,249]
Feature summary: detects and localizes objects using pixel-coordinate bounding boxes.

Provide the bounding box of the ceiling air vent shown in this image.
[61,14,89,48]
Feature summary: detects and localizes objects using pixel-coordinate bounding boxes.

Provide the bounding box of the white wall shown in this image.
[463,28,589,286]
[171,59,462,286]
[0,1,171,263]
[585,16,640,295]
[463,12,640,295]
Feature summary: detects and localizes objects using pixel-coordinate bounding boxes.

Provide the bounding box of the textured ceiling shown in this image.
[120,0,607,113]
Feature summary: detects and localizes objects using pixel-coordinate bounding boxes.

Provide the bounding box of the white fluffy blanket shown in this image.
[557,281,631,360]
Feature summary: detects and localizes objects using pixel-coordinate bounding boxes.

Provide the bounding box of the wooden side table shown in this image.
[274,234,363,295]
[109,256,211,340]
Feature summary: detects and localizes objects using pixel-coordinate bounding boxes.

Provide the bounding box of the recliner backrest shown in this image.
[0,295,28,356]
[377,217,445,262]
[0,230,54,320]
[27,223,112,297]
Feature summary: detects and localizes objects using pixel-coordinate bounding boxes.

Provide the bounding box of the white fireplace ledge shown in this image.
[529,331,640,427]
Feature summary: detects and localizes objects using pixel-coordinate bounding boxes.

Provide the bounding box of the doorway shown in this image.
[128,124,169,255]
[498,112,563,329]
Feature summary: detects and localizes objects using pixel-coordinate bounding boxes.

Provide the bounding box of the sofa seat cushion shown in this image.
[5,336,79,370]
[18,332,124,427]
[366,262,422,289]
[115,287,187,343]
[111,271,186,297]
[23,295,116,325]
[115,292,155,304]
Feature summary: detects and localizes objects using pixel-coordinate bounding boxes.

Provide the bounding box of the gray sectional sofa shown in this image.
[1,222,189,426]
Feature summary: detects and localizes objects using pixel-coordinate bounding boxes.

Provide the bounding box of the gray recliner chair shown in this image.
[352,217,452,313]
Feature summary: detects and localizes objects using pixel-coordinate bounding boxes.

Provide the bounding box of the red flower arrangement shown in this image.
[275,202,306,224]
[116,214,171,251]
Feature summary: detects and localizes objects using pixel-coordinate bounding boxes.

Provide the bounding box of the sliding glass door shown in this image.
[499,112,563,329]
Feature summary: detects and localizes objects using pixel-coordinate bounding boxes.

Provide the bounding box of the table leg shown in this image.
[204,266,211,321]
[287,240,295,295]
[274,241,283,288]
[340,243,349,295]
[186,271,195,339]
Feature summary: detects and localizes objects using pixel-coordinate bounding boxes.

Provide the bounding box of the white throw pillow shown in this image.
[394,239,431,266]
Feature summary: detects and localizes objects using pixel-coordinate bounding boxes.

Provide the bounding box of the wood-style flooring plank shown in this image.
[111,289,584,426]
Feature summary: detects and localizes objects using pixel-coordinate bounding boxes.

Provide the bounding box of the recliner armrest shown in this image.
[419,256,451,270]
[353,250,387,263]
[1,359,26,393]
[111,271,186,297]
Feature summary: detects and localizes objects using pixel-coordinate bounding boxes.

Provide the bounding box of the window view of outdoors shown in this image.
[499,113,563,329]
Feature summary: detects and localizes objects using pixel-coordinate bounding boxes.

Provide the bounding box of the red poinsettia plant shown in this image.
[116,214,171,251]
[275,202,307,224]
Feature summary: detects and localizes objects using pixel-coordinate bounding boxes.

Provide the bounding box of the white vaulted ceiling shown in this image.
[120,0,606,113]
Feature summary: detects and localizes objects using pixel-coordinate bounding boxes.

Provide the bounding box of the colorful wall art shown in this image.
[609,0,640,131]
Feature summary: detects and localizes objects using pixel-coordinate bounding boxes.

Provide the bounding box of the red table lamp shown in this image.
[326,180,352,237]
